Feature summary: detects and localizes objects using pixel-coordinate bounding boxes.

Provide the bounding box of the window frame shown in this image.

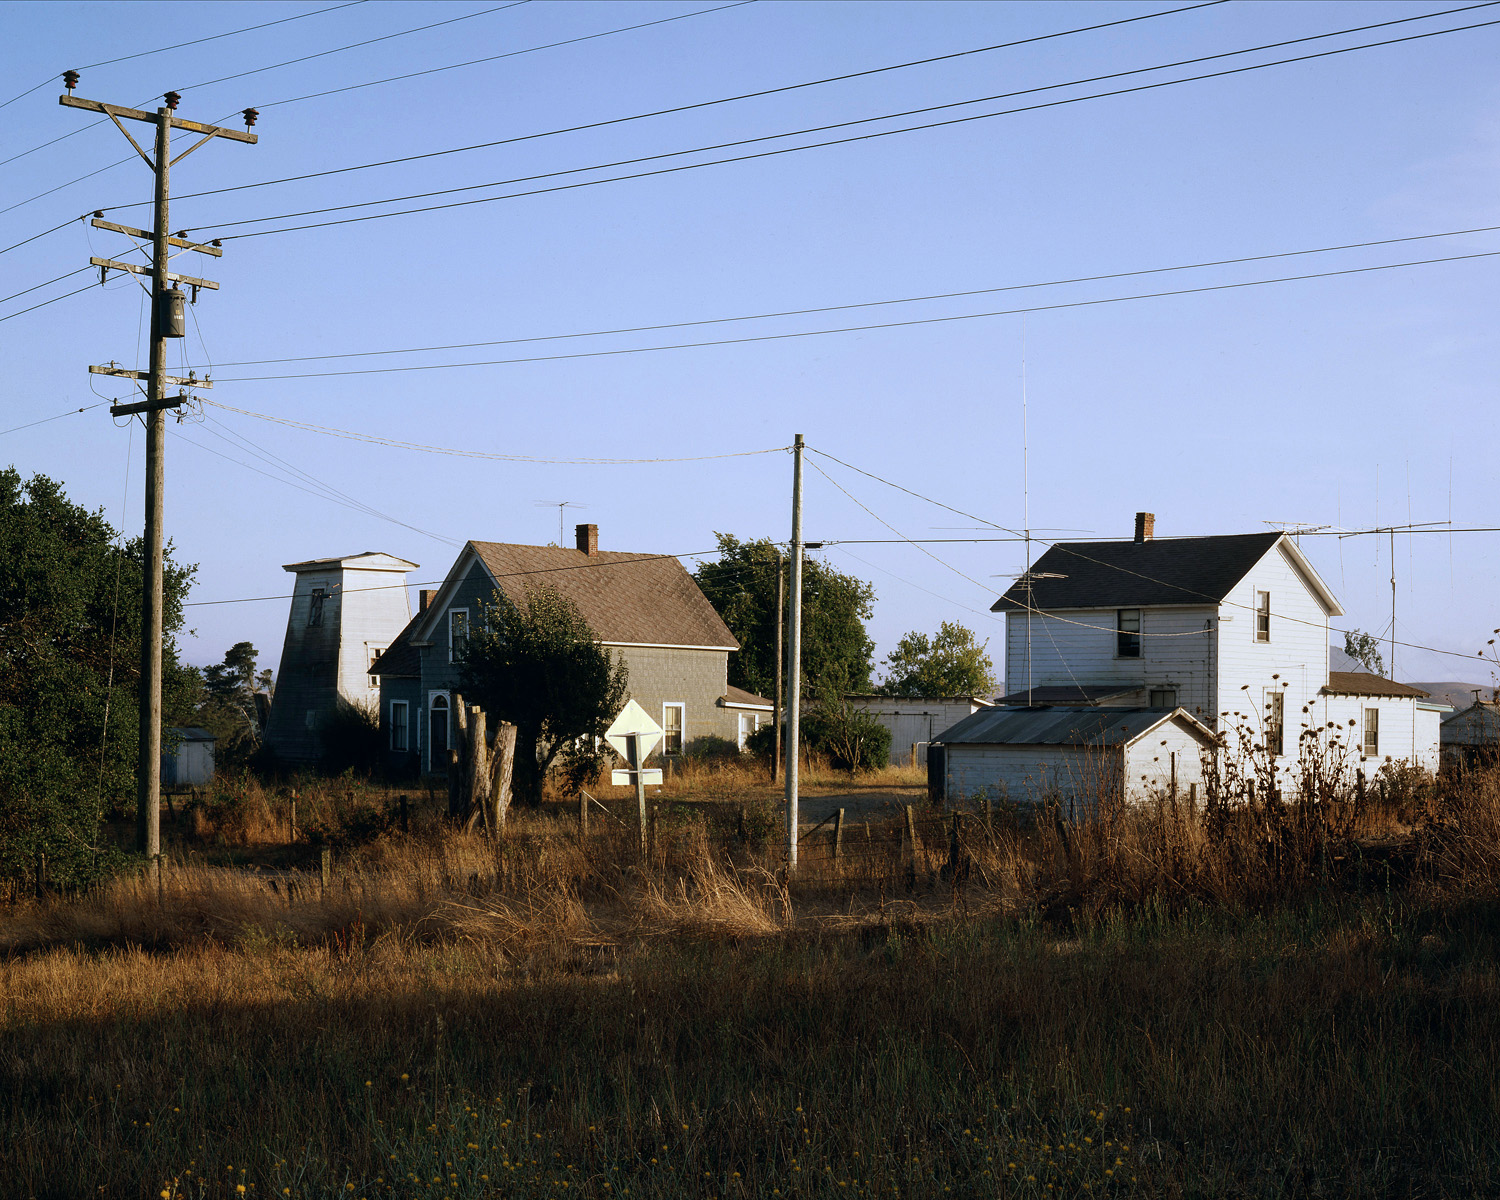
[1363,707,1380,757]
[1148,687,1177,708]
[389,700,409,753]
[737,711,760,749]
[1255,591,1271,643]
[307,585,327,628]
[662,702,685,756]
[1264,688,1284,757]
[448,608,469,663]
[1116,608,1142,659]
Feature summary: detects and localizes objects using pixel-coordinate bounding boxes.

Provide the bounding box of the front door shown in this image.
[428,693,449,773]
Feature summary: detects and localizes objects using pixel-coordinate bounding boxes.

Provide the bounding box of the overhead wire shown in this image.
[188,11,1500,241]
[0,401,107,438]
[184,222,1500,371]
[0,2,519,171]
[0,265,91,306]
[0,278,101,324]
[0,0,369,114]
[135,0,1231,208]
[0,213,88,258]
[195,249,1500,379]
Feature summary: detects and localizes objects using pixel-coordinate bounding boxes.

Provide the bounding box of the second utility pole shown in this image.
[784,434,805,874]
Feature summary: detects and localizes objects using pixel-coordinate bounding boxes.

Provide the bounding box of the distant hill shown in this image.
[1408,682,1497,710]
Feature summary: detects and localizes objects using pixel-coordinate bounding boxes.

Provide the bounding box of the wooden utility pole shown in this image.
[785,434,805,873]
[773,550,784,781]
[61,77,257,877]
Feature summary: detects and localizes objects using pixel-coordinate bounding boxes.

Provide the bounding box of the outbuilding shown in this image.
[933,706,1217,813]
[1441,699,1500,772]
[162,726,216,787]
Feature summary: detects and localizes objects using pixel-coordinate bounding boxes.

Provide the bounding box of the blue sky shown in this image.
[2,0,1496,687]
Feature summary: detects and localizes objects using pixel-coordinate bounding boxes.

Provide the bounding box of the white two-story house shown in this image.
[934,513,1442,804]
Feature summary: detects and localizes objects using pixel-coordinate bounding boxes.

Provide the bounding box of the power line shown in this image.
[201,399,791,464]
[0,401,106,438]
[0,0,368,114]
[0,3,519,171]
[248,0,758,111]
[0,213,88,258]
[127,0,1229,209]
[0,265,90,306]
[0,277,100,324]
[191,11,1500,241]
[169,2,529,96]
[201,249,1500,379]
[185,222,1500,370]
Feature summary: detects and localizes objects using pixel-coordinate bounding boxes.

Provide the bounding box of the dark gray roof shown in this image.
[994,683,1142,706]
[369,625,420,678]
[993,533,1283,612]
[167,726,216,742]
[1323,672,1429,699]
[935,706,1214,748]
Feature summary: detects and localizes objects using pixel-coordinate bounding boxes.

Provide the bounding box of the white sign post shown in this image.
[605,700,664,853]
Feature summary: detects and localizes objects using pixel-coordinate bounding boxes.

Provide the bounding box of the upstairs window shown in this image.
[449,609,468,663]
[1363,707,1379,757]
[1265,689,1285,757]
[1255,591,1271,642]
[307,586,326,627]
[1117,609,1141,658]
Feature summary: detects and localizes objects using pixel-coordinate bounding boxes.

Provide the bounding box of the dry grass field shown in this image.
[3,760,1499,1199]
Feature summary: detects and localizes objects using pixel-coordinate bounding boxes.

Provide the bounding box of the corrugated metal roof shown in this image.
[993,533,1282,612]
[935,706,1213,748]
[1323,671,1430,698]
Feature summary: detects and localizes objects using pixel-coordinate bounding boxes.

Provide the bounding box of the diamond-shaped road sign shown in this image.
[605,699,663,763]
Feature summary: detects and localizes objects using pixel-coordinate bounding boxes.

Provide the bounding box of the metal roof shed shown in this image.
[933,706,1217,813]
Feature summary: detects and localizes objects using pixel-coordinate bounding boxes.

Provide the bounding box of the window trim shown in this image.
[307,585,327,628]
[1148,687,1177,708]
[1264,688,1284,757]
[1116,608,1141,659]
[389,700,409,753]
[1363,706,1379,757]
[662,702,685,756]
[448,608,469,663]
[1255,591,1271,643]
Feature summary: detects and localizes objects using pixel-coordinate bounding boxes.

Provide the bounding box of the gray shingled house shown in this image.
[371,525,769,774]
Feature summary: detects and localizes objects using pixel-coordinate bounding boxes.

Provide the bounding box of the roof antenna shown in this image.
[534,500,584,546]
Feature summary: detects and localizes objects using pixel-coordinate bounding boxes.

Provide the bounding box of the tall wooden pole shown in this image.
[135,105,171,873]
[784,434,804,873]
[773,550,784,781]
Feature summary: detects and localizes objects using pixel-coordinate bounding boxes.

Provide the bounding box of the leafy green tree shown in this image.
[196,641,267,761]
[878,621,997,697]
[0,468,196,886]
[458,585,629,806]
[1343,629,1386,677]
[694,534,876,697]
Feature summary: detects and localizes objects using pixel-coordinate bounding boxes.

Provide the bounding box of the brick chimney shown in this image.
[419,588,436,613]
[1134,512,1155,543]
[576,523,598,555]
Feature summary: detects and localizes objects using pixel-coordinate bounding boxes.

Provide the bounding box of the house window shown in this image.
[1148,688,1177,708]
[1264,689,1284,757]
[368,644,386,689]
[448,609,468,663]
[307,586,326,627]
[1255,591,1271,642]
[390,701,409,753]
[1363,707,1379,757]
[737,711,759,749]
[662,703,684,755]
[1117,609,1141,658]
[430,695,449,768]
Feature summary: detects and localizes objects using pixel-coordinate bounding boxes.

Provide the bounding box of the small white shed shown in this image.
[845,695,994,766]
[934,706,1217,813]
[162,726,216,787]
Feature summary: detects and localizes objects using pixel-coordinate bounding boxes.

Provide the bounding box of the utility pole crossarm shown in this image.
[89,256,219,290]
[59,94,258,142]
[90,218,223,257]
[90,364,211,388]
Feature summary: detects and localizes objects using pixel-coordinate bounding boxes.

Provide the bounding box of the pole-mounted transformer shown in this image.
[159,287,186,338]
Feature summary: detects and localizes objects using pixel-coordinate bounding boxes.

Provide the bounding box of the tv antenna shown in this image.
[534,500,585,546]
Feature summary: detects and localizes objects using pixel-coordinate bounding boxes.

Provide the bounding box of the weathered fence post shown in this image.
[289,792,297,843]
[833,807,845,865]
[983,795,993,835]
[491,721,517,836]
[579,787,589,835]
[320,847,332,895]
[466,704,491,832]
[904,804,921,891]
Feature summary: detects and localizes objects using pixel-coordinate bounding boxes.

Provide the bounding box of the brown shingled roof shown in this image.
[1323,671,1430,699]
[471,541,737,649]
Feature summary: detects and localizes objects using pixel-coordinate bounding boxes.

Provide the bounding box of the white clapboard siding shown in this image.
[1004,604,1217,716]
